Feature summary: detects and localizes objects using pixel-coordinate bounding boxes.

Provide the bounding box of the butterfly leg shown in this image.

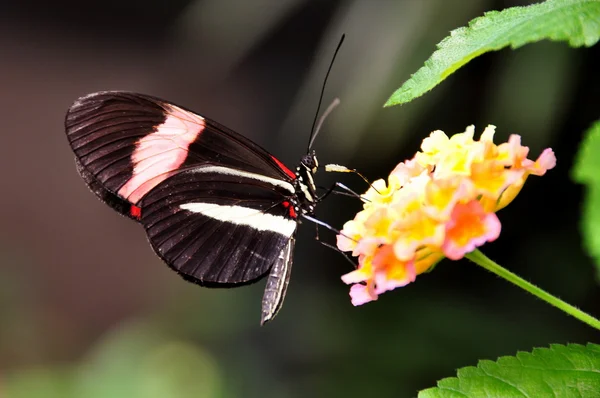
[301,214,357,268]
[317,181,364,202]
[316,239,357,268]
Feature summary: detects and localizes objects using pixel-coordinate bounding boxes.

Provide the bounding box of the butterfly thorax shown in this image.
[292,152,319,216]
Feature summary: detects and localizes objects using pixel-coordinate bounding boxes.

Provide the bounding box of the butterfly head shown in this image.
[300,150,319,174]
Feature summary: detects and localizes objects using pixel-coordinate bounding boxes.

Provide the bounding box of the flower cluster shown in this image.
[336,125,556,305]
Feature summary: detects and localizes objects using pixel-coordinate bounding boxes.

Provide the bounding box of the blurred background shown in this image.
[1,0,599,397]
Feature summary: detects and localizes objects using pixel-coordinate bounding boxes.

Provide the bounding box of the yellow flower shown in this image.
[336,125,556,305]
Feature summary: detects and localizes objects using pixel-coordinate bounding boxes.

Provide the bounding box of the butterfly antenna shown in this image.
[308,98,340,150]
[307,33,345,152]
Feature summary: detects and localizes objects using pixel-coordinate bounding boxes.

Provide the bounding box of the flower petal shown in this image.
[531,148,557,176]
[348,283,378,306]
[480,124,496,142]
[443,201,501,260]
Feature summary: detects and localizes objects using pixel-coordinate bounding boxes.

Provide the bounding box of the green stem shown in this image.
[465,249,600,331]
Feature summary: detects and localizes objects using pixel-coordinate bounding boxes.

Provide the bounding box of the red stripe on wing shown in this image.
[130,205,142,219]
[270,155,296,180]
[282,201,297,219]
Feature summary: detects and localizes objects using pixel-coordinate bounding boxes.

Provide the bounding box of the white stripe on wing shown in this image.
[189,165,296,193]
[180,202,297,236]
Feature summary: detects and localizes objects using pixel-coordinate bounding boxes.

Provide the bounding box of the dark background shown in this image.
[1,0,599,397]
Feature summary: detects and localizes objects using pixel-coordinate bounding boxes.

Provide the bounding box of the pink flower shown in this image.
[334,125,556,306]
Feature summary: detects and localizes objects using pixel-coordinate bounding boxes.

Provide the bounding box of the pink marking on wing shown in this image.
[118,105,205,203]
[271,155,296,179]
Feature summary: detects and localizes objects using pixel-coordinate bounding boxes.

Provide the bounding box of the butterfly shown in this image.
[65,90,325,324]
[65,36,345,325]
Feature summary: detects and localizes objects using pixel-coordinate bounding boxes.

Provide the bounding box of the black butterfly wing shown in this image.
[139,166,298,286]
[65,91,297,219]
[65,91,300,287]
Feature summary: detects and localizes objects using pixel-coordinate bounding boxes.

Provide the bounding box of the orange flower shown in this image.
[335,125,556,305]
[442,200,501,260]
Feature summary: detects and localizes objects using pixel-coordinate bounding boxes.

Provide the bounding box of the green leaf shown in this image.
[572,119,600,277]
[385,0,600,107]
[573,119,600,183]
[579,185,600,279]
[419,343,600,397]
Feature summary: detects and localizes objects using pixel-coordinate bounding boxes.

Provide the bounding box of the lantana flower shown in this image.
[336,125,556,305]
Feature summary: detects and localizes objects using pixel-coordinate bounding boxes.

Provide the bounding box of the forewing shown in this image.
[65,91,296,218]
[139,167,298,286]
[74,157,141,221]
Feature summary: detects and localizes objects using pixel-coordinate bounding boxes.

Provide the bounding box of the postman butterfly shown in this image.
[65,36,345,325]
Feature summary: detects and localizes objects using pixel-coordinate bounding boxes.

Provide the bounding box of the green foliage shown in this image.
[385,0,600,107]
[2,322,224,398]
[572,119,600,277]
[419,343,600,397]
[573,120,600,183]
[1,368,74,398]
